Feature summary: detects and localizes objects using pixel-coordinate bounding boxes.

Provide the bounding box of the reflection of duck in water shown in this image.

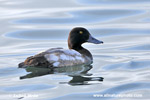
[20,64,92,79]
[19,27,103,68]
[67,76,104,86]
[20,65,104,86]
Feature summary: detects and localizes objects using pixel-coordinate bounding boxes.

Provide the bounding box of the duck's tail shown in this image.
[18,56,35,68]
[18,62,25,68]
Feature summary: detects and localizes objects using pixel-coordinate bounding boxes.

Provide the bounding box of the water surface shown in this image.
[0,0,150,100]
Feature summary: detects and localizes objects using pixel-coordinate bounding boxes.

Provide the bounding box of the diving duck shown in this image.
[19,27,103,68]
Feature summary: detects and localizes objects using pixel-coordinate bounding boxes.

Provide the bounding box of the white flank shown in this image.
[75,56,84,62]
[60,54,69,60]
[68,56,76,61]
[44,48,88,67]
[44,54,59,62]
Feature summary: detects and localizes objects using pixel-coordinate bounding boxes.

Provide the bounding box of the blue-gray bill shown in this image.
[87,35,103,44]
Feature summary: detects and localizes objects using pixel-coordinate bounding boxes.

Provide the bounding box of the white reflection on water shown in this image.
[0,0,150,100]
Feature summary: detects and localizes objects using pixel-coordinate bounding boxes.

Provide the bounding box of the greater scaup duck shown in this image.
[19,27,103,68]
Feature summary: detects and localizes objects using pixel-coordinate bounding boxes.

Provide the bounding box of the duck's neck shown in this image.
[69,45,93,60]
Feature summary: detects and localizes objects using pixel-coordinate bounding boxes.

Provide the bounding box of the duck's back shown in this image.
[19,48,90,68]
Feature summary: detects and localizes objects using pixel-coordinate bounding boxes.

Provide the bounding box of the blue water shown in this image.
[0,0,150,100]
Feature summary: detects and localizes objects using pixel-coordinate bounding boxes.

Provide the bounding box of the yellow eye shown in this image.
[79,31,83,34]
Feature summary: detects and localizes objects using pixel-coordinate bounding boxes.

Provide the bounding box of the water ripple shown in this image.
[102,60,150,70]
[4,29,68,40]
[122,44,150,51]
[1,84,55,92]
[0,0,150,100]
[76,0,150,5]
[52,82,150,100]
[12,9,144,25]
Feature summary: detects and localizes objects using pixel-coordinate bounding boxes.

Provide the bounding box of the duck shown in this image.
[18,27,103,68]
